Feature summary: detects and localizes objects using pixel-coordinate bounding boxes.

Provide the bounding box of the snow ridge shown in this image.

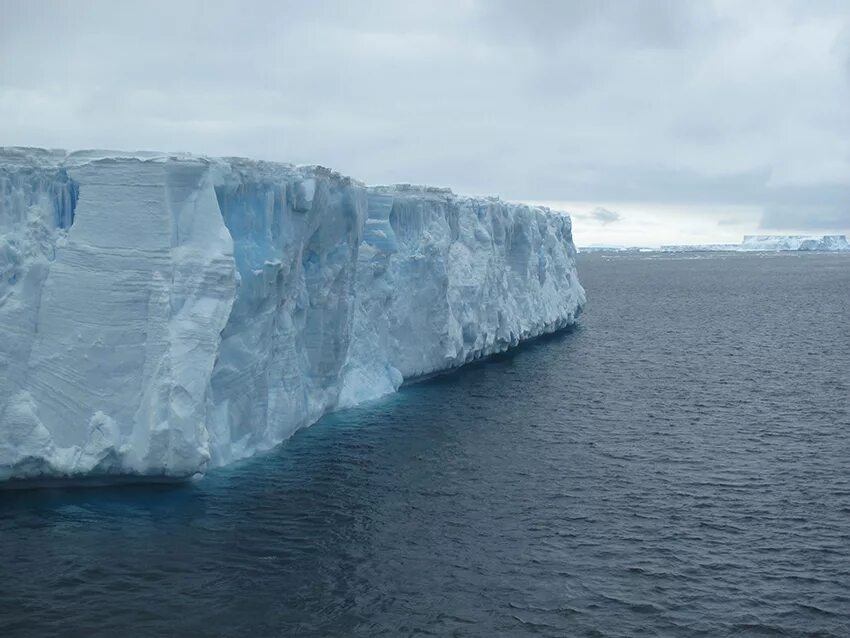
[0,148,584,481]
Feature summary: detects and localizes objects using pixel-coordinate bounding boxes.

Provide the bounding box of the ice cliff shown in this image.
[0,148,584,482]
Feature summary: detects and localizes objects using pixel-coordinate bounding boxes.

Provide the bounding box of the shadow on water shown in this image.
[0,479,204,521]
[403,322,583,387]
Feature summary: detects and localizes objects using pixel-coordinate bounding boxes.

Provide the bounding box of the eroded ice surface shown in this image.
[0,148,584,481]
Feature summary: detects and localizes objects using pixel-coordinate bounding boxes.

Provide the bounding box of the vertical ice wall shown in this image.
[0,149,584,481]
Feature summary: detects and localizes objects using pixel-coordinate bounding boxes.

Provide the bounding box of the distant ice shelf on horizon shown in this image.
[0,147,585,483]
[577,245,655,254]
[661,235,850,253]
[578,234,850,254]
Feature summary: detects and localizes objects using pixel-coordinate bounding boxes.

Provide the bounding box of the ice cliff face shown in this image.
[0,148,584,481]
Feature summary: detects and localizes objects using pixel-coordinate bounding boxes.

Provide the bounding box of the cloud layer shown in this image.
[1,0,848,240]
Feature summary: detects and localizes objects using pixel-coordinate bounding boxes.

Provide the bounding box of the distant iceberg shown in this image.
[0,148,585,482]
[658,243,740,253]
[740,235,850,251]
[577,245,653,254]
[661,235,850,253]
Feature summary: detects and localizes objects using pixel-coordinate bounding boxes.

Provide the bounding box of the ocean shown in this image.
[2,252,848,637]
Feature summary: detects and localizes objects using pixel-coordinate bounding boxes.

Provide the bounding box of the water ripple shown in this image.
[2,253,849,637]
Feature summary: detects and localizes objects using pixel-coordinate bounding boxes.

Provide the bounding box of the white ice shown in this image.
[739,235,850,251]
[0,148,585,481]
[661,235,850,252]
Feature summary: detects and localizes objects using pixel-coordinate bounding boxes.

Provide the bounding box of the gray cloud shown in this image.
[478,0,720,50]
[0,0,848,234]
[587,207,622,225]
[760,182,850,230]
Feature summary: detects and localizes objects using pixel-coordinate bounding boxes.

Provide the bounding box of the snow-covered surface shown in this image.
[0,148,584,481]
[662,235,850,252]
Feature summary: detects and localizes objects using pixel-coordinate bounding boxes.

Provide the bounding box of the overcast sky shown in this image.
[2,0,848,245]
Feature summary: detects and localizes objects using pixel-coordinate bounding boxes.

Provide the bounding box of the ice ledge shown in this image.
[0,147,585,484]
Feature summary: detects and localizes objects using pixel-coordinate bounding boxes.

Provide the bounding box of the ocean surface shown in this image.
[2,252,849,637]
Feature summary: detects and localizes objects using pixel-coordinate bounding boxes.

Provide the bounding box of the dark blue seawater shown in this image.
[2,252,849,637]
